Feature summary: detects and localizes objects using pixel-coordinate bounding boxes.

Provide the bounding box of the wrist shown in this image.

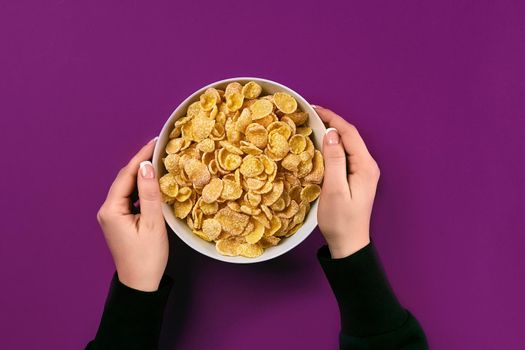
[327,236,370,259]
[117,272,161,292]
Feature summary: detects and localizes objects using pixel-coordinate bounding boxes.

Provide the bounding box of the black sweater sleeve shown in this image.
[86,273,173,350]
[317,244,428,350]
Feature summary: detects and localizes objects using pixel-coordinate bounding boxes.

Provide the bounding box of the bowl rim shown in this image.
[152,77,325,264]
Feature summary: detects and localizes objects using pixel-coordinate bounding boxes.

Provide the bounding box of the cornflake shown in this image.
[159,81,324,257]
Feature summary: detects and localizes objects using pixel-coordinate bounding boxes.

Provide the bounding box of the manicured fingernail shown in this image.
[139,161,155,178]
[325,127,340,145]
[149,136,159,144]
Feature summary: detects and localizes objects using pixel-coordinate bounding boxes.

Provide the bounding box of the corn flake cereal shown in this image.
[245,123,268,149]
[160,81,324,257]
[159,173,179,197]
[215,207,249,236]
[300,184,321,202]
[239,243,263,258]
[273,92,297,113]
[250,99,274,120]
[174,199,193,219]
[202,218,222,240]
[241,81,263,99]
[216,237,242,256]
[202,178,223,203]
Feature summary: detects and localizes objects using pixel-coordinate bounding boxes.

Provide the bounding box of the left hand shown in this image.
[96,138,168,292]
[315,106,380,258]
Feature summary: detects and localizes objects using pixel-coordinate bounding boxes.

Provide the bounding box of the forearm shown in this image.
[318,243,427,349]
[86,273,173,350]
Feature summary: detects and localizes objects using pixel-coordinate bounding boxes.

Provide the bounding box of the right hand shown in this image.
[96,138,168,292]
[314,105,380,259]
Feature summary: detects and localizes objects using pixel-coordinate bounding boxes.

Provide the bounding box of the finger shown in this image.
[321,128,350,195]
[313,105,380,185]
[137,160,164,229]
[105,137,157,213]
[313,106,373,162]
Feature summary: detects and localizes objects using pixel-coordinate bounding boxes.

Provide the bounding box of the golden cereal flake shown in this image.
[273,92,297,113]
[202,218,222,240]
[249,99,274,120]
[201,178,223,203]
[214,207,250,236]
[241,81,263,99]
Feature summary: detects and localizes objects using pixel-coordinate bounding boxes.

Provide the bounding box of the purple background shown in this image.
[1,1,524,349]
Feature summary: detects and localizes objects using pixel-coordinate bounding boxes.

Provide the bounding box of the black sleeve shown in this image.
[86,273,173,350]
[317,244,428,350]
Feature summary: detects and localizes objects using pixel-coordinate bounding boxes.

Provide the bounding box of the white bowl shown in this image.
[153,77,325,263]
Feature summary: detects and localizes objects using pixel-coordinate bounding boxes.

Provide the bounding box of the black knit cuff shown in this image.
[91,273,173,349]
[317,243,407,337]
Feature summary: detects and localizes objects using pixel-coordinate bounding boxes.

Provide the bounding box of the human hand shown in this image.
[314,106,380,259]
[97,138,168,291]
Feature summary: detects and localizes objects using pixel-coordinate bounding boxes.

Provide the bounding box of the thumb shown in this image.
[321,128,349,195]
[137,161,164,228]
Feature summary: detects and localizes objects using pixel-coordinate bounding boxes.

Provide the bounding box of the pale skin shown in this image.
[314,105,380,258]
[97,106,379,291]
[96,138,168,292]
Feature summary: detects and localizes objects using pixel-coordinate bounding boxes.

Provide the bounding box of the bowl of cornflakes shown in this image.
[152,78,325,263]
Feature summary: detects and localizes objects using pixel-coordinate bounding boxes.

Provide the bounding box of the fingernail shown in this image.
[325,127,340,145]
[148,136,159,145]
[311,104,321,109]
[139,161,155,178]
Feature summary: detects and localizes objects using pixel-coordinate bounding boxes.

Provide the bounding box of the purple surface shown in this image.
[1,1,524,349]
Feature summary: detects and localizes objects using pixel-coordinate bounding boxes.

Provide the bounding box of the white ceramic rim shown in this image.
[152,77,325,264]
